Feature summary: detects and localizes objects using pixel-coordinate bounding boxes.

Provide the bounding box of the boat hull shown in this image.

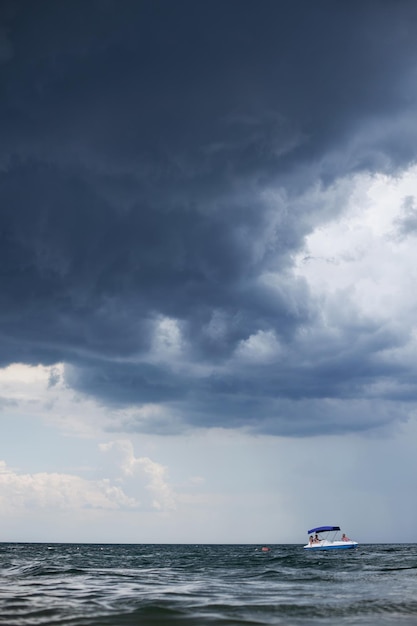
[303,540,358,550]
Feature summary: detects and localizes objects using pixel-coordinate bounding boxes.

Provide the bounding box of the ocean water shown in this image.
[0,543,417,625]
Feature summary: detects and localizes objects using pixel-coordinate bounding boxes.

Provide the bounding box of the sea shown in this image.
[1,543,417,626]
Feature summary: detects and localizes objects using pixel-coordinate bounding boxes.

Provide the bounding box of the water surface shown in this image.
[1,543,416,625]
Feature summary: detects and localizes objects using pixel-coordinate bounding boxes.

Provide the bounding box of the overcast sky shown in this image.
[1,0,417,543]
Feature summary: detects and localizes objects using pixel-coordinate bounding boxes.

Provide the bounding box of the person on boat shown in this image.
[314,534,320,543]
[341,533,351,541]
[309,536,314,545]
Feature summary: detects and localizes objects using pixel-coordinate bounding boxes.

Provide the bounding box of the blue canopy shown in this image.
[307,526,340,534]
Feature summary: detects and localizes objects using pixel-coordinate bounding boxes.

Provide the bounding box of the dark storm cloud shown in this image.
[66,306,413,436]
[1,0,417,435]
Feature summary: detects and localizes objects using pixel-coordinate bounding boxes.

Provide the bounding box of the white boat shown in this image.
[303,525,358,550]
